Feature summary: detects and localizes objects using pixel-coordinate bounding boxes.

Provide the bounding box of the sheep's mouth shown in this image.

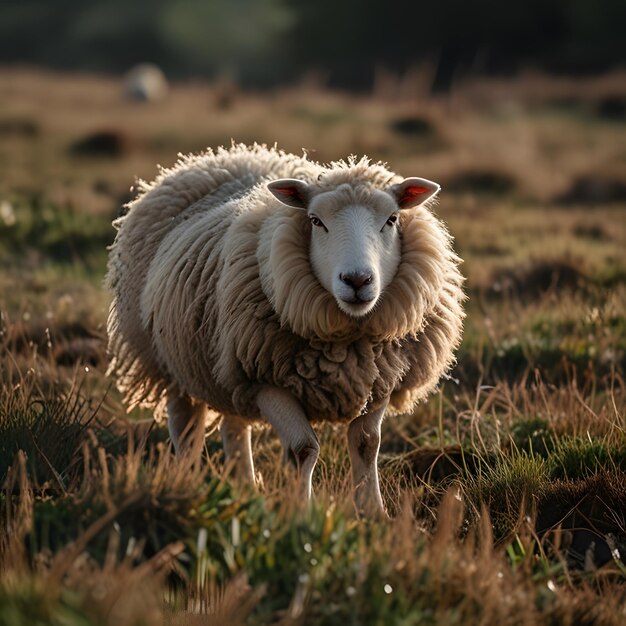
[340,295,374,305]
[336,296,376,317]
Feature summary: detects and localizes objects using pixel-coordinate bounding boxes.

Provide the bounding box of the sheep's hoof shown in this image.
[353,482,388,520]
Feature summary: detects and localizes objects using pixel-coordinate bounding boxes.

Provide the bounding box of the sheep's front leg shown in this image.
[256,387,320,501]
[347,399,388,517]
[220,414,255,485]
[167,393,207,461]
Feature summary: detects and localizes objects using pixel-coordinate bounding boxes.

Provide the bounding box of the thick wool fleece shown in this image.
[107,144,465,422]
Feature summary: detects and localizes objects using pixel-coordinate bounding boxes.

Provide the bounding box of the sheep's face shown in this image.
[305,189,401,317]
[268,177,440,318]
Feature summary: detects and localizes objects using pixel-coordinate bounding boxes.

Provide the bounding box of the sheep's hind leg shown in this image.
[220,414,255,485]
[167,393,207,461]
[347,400,388,517]
[256,387,320,501]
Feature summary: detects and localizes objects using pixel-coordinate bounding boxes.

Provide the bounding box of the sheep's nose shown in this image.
[340,272,373,290]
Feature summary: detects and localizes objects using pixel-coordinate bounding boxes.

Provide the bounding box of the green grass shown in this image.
[0,193,114,273]
[0,390,95,487]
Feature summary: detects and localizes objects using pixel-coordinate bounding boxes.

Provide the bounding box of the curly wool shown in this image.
[107,144,465,422]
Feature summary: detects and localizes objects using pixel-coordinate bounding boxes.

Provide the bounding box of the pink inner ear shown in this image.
[274,187,299,197]
[399,186,430,206]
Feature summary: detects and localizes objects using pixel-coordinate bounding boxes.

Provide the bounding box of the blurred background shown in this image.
[2,0,626,88]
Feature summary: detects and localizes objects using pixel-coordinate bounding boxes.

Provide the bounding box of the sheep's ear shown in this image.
[388,177,440,209]
[268,178,310,209]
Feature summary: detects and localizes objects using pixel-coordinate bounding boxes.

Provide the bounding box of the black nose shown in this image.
[340,272,373,290]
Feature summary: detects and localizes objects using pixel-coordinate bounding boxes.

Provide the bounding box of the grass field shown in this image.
[0,67,625,625]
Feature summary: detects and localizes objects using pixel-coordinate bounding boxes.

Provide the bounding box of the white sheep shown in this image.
[123,63,168,102]
[107,143,465,515]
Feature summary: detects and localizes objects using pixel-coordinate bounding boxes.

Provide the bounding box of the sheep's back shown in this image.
[106,145,319,412]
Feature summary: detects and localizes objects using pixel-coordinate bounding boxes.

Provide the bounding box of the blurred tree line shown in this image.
[1,0,625,89]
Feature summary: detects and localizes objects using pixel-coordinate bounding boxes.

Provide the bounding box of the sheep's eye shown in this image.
[309,215,327,231]
[386,213,399,227]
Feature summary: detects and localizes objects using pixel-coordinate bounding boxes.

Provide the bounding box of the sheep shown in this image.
[106,143,465,515]
[123,63,168,102]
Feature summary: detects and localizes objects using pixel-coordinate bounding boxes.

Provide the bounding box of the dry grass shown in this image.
[1,314,624,624]
[2,434,625,625]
